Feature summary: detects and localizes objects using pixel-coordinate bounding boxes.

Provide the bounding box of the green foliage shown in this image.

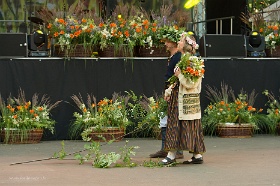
[262,90,280,134]
[73,140,139,168]
[53,141,67,160]
[142,159,164,168]
[93,152,121,168]
[138,94,167,138]
[247,0,278,13]
[125,90,167,138]
[252,113,276,134]
[125,91,148,138]
[118,140,139,167]
[73,141,121,168]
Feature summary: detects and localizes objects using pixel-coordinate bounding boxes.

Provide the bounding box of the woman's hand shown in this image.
[174,66,181,77]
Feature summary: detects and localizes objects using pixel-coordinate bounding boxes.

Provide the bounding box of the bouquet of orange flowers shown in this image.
[168,53,205,84]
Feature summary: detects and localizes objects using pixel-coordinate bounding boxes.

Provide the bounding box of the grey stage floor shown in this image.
[0,135,280,186]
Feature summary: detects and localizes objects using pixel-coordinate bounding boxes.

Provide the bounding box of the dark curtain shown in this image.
[1,58,280,140]
[0,58,167,140]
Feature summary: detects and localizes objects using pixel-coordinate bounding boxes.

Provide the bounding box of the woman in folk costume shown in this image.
[161,32,206,165]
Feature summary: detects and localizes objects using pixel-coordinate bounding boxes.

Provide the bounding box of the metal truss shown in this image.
[192,0,206,39]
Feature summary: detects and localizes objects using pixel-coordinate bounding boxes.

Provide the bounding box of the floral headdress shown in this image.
[181,31,199,50]
[159,25,185,43]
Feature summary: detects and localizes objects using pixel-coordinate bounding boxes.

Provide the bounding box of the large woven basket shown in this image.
[53,44,93,57]
[98,45,134,57]
[0,129,43,144]
[135,45,168,57]
[88,128,125,142]
[217,123,253,138]
[265,46,280,57]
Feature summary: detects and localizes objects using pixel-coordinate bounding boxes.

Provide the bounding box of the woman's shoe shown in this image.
[160,157,176,165]
[183,157,203,164]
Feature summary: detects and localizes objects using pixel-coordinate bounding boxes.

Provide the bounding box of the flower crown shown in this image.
[181,32,199,50]
[160,26,185,43]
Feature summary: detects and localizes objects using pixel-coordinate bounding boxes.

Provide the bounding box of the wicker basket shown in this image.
[88,128,125,142]
[0,129,43,144]
[98,45,134,57]
[217,123,253,138]
[53,44,93,57]
[265,46,280,57]
[136,45,168,57]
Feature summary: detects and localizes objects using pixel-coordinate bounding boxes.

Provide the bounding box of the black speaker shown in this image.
[0,33,28,57]
[199,34,247,57]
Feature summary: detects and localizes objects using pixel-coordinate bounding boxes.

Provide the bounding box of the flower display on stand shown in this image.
[97,16,136,56]
[39,2,191,57]
[70,93,130,141]
[47,16,99,53]
[129,15,160,48]
[204,97,259,125]
[0,90,61,132]
[0,89,61,143]
[201,83,270,136]
[260,22,280,50]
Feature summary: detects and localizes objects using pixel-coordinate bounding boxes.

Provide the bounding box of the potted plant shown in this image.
[69,93,131,142]
[263,90,280,135]
[0,89,61,144]
[202,83,266,137]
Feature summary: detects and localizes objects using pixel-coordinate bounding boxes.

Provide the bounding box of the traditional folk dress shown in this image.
[164,74,206,154]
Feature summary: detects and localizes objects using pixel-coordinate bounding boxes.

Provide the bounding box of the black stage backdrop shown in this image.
[0,58,280,140]
[206,0,247,34]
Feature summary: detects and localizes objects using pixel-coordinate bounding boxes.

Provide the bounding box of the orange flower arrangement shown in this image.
[97,16,137,56]
[129,16,161,48]
[202,83,270,135]
[260,22,280,49]
[203,89,262,124]
[0,89,61,133]
[47,16,98,51]
[70,94,130,140]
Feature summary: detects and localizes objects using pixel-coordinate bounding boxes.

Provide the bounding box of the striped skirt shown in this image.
[164,86,206,154]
